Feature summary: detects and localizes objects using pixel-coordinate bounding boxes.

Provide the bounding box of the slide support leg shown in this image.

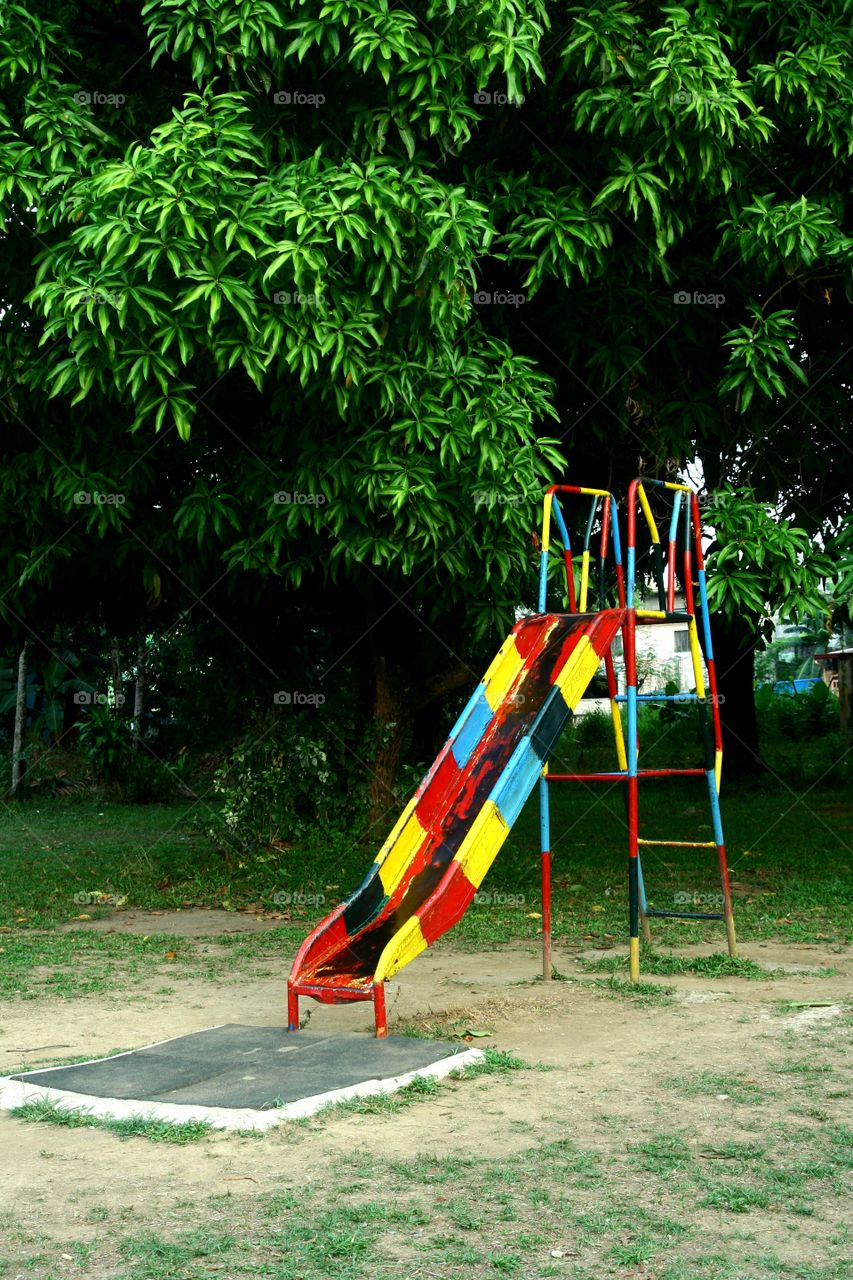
[373,982,387,1038]
[287,985,299,1032]
[625,612,640,982]
[539,772,552,981]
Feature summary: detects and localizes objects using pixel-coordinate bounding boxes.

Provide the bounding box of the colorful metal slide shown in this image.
[288,608,624,1036]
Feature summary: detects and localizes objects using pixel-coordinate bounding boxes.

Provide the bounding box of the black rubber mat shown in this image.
[11,1026,462,1110]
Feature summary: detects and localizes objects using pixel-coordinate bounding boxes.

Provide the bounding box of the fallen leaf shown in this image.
[164,950,178,960]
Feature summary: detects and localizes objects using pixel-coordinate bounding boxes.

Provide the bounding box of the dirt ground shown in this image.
[0,918,850,1276]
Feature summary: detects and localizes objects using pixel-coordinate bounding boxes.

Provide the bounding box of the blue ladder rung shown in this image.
[614,694,699,704]
[644,909,724,921]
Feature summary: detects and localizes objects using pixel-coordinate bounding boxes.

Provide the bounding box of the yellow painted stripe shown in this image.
[610,698,628,771]
[637,484,660,543]
[374,916,428,983]
[638,839,716,848]
[714,748,722,794]
[373,795,418,866]
[629,936,640,981]
[578,486,610,497]
[579,549,590,611]
[687,616,706,698]
[453,799,509,890]
[636,609,667,619]
[378,810,428,896]
[480,632,518,687]
[664,481,691,492]
[553,635,602,710]
[484,637,525,712]
[541,492,553,553]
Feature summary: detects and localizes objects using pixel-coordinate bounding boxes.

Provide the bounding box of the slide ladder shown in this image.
[538,482,736,982]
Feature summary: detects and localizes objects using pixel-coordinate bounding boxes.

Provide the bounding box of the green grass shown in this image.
[578,950,837,980]
[316,1048,525,1118]
[0,924,306,999]
[587,974,677,1005]
[0,775,849,1000]
[10,1096,212,1143]
[664,1069,768,1104]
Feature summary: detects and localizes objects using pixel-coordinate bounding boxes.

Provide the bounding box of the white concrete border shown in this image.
[0,1033,485,1132]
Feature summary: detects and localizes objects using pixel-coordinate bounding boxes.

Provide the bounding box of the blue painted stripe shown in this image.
[697,569,715,661]
[538,774,550,852]
[490,736,543,828]
[637,851,649,913]
[551,497,572,552]
[538,549,549,613]
[609,496,623,568]
[668,492,682,545]
[706,770,725,845]
[627,547,635,607]
[448,680,488,743]
[451,691,493,769]
[626,683,638,776]
[615,693,699,704]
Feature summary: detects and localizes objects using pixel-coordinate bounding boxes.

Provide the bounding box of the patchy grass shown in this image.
[313,1048,525,1119]
[0,775,849,998]
[580,950,776,980]
[664,1069,768,1105]
[0,925,306,999]
[21,1086,846,1280]
[587,975,677,1005]
[10,1097,212,1143]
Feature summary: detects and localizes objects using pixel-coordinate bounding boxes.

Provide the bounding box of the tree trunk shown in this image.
[110,637,123,713]
[365,653,414,834]
[838,655,852,744]
[11,643,27,797]
[364,648,474,834]
[710,612,764,772]
[133,633,147,749]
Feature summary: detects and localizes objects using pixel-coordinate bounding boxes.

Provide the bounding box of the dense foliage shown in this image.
[2,0,852,818]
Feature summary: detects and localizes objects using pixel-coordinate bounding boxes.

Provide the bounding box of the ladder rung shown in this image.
[637,839,716,848]
[614,694,699,703]
[546,768,707,782]
[636,610,692,621]
[644,909,724,921]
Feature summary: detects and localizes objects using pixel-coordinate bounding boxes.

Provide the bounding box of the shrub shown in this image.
[209,713,364,857]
